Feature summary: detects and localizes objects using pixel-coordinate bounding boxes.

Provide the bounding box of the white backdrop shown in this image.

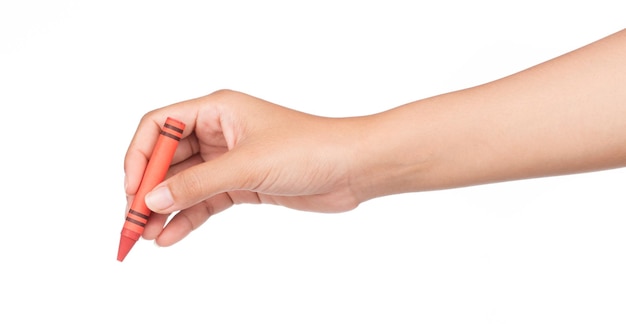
[1,1,624,323]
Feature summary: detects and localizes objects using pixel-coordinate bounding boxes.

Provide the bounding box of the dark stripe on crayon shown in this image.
[125,217,146,227]
[129,209,150,220]
[164,123,184,134]
[160,130,181,141]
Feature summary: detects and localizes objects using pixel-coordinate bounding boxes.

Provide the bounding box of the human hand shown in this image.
[125,30,626,248]
[124,90,367,246]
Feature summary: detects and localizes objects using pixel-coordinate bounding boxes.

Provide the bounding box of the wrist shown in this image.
[347,106,436,203]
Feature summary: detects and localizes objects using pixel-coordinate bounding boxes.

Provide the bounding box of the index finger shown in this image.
[123,96,202,196]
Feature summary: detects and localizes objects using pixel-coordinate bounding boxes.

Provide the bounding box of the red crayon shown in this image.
[117,117,185,262]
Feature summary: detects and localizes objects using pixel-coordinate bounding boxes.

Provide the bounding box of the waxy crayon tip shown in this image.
[117,235,137,262]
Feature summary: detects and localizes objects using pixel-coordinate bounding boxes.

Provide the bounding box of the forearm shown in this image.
[352,29,626,201]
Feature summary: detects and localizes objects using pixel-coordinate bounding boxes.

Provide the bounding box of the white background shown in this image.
[1,1,625,323]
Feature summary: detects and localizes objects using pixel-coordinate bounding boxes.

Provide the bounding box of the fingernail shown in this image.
[145,186,174,211]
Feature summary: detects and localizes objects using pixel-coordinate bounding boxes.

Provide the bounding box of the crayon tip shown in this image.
[117,235,137,262]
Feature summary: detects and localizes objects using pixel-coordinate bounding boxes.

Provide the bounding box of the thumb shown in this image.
[144,154,250,214]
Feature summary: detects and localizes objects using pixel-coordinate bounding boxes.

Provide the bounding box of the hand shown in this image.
[124,90,365,246]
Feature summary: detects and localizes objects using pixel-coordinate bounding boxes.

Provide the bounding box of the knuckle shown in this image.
[208,89,239,103]
[174,170,206,203]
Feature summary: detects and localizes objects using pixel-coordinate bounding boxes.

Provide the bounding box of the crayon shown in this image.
[117,117,185,262]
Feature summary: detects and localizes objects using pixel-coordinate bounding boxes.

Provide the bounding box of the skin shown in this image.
[124,28,626,247]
